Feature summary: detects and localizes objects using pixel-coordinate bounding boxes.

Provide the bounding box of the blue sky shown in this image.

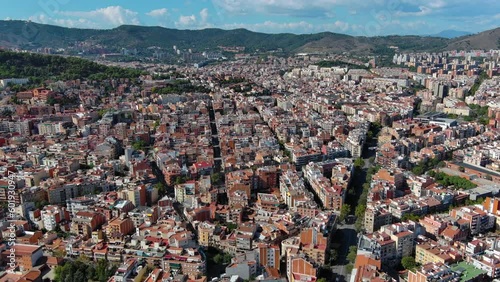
[1,0,499,36]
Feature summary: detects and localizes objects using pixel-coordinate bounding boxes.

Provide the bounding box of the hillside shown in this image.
[0,20,95,49]
[297,35,451,54]
[432,30,471,39]
[0,50,144,83]
[446,27,500,50]
[0,20,498,55]
[95,26,330,52]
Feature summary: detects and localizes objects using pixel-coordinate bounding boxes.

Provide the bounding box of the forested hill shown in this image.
[1,20,498,55]
[0,50,144,83]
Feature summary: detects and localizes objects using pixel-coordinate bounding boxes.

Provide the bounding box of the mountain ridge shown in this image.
[0,20,498,55]
[431,30,472,38]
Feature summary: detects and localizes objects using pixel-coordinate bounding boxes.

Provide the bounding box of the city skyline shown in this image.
[1,0,499,36]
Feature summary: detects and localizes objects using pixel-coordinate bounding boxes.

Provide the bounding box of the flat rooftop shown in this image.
[451,261,486,282]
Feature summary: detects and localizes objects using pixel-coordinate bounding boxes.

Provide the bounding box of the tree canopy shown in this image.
[151,80,210,94]
[354,158,365,169]
[0,50,144,82]
[428,171,477,190]
[402,256,417,271]
[54,259,117,282]
[347,246,358,263]
[340,204,351,223]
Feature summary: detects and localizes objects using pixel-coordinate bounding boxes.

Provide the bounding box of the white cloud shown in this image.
[396,6,432,17]
[213,0,365,16]
[212,0,477,19]
[175,9,212,29]
[54,6,140,28]
[28,14,95,28]
[399,0,447,9]
[18,1,499,35]
[176,15,197,28]
[200,8,209,23]
[147,8,168,18]
[222,20,350,34]
[324,21,350,32]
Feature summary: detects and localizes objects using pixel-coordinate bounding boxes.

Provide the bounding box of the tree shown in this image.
[354,158,365,169]
[367,165,381,176]
[432,171,477,190]
[355,218,364,232]
[355,204,366,219]
[340,204,351,223]
[35,200,49,210]
[76,254,91,263]
[346,263,354,272]
[412,166,424,175]
[174,176,187,185]
[226,222,238,232]
[98,109,109,119]
[132,140,147,151]
[54,264,63,281]
[329,249,339,264]
[73,270,86,282]
[458,166,465,172]
[95,259,111,282]
[1,108,13,117]
[154,182,166,196]
[213,254,223,264]
[10,95,20,104]
[0,50,145,82]
[213,252,233,265]
[211,172,222,184]
[402,256,417,271]
[402,213,421,221]
[367,130,374,139]
[347,246,357,263]
[53,249,66,258]
[46,96,56,106]
[223,253,233,264]
[317,278,328,282]
[55,260,111,282]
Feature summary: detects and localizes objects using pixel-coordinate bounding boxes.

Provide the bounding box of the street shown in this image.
[329,133,377,281]
[330,223,358,282]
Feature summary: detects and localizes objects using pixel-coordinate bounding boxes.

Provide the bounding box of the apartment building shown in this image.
[450,205,495,235]
[286,252,318,282]
[415,240,462,265]
[364,206,393,233]
[105,215,135,239]
[70,211,106,240]
[304,162,344,211]
[408,262,460,282]
[1,244,43,272]
[380,223,417,259]
[359,232,397,265]
[257,243,281,272]
[471,252,500,278]
[41,205,69,231]
[299,227,328,265]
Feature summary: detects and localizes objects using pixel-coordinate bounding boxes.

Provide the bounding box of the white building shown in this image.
[41,205,68,231]
[0,78,29,88]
